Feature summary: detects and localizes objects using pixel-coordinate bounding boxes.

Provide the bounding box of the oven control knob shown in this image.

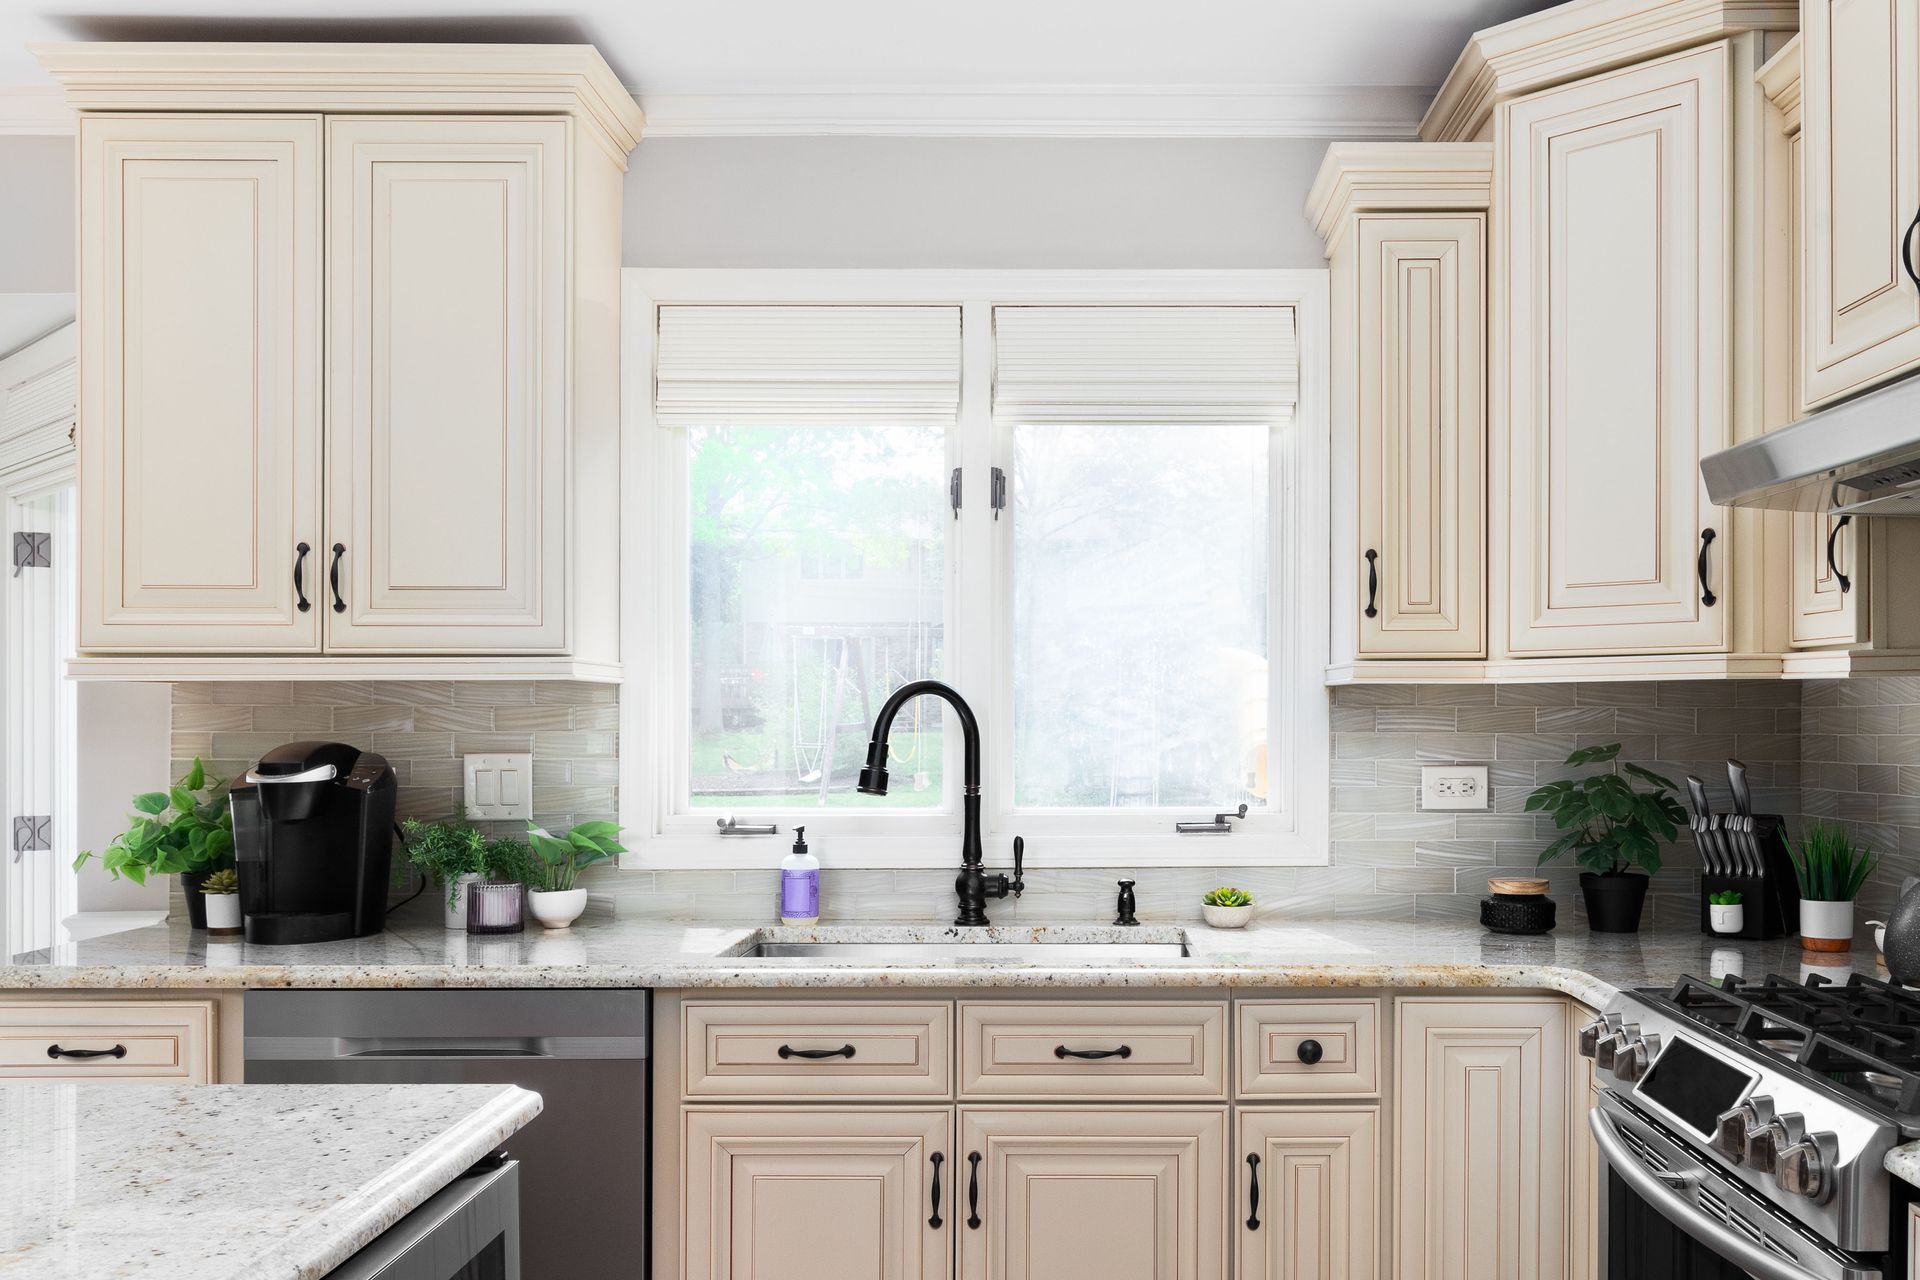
[1615,1033,1661,1083]
[1594,1024,1638,1072]
[1712,1104,1755,1163]
[1578,1014,1623,1059]
[1748,1110,1803,1175]
[1776,1132,1837,1204]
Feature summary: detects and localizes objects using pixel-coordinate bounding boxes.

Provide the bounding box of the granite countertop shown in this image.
[0,1082,541,1280]
[0,908,1882,1010]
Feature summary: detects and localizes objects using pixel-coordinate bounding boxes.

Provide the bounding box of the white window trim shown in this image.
[618,268,1330,870]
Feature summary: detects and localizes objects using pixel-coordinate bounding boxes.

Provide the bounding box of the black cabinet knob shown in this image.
[1295,1038,1324,1066]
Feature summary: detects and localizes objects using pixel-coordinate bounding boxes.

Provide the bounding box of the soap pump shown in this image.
[779,826,821,926]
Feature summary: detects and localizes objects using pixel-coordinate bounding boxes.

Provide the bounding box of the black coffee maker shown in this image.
[230,742,397,945]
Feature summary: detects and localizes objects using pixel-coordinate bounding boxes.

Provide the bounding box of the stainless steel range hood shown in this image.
[1701,371,1920,516]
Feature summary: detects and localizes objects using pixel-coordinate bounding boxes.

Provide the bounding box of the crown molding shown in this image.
[1757,32,1801,133]
[634,84,1433,139]
[1419,0,1799,141]
[29,42,645,161]
[1305,141,1495,248]
[0,85,75,134]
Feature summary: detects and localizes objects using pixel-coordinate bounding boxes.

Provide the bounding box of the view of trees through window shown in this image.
[1012,422,1270,810]
[687,425,947,808]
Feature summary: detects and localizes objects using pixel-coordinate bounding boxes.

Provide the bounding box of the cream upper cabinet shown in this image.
[77,115,323,653]
[1353,215,1486,659]
[1500,45,1731,657]
[325,117,568,652]
[1802,0,1920,407]
[1396,998,1569,1280]
[1237,1107,1379,1280]
[682,1107,952,1280]
[957,1107,1227,1280]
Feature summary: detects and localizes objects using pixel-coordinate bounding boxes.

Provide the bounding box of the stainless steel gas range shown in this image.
[1586,972,1920,1280]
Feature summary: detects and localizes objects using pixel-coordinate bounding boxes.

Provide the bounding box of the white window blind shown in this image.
[992,306,1298,424]
[655,305,962,427]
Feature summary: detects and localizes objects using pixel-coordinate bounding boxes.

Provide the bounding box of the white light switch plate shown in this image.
[1422,764,1489,811]
[464,753,534,821]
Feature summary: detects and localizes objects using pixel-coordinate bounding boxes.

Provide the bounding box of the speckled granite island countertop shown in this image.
[0,910,1883,1010]
[0,1082,541,1280]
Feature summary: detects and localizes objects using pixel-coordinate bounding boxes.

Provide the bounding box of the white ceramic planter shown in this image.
[443,872,483,930]
[528,888,588,930]
[1799,898,1856,952]
[1202,903,1254,929]
[203,893,242,934]
[1708,903,1745,935]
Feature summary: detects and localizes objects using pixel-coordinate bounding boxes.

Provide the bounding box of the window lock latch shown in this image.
[1176,803,1248,835]
[716,816,780,837]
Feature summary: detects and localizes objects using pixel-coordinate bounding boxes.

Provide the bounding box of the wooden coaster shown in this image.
[1488,877,1550,896]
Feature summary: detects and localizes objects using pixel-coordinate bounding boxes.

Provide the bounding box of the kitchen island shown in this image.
[0,1082,540,1279]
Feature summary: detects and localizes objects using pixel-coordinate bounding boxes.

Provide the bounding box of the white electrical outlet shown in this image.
[1422,764,1489,811]
[464,753,534,821]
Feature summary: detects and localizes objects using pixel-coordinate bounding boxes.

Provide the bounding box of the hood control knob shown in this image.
[1777,1132,1838,1203]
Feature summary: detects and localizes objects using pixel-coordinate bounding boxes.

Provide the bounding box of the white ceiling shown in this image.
[0,0,1561,135]
[0,293,72,361]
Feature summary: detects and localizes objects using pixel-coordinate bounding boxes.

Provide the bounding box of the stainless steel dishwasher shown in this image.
[244,989,648,1280]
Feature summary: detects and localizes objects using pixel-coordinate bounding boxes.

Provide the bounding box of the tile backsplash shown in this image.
[1800,677,1920,918]
[168,676,1811,926]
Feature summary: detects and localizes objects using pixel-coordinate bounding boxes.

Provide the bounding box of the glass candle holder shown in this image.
[466,881,525,935]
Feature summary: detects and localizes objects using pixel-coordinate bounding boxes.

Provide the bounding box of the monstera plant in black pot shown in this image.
[1526,744,1687,933]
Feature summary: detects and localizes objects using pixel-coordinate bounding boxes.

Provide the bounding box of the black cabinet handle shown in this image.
[1363,549,1380,619]
[329,543,347,613]
[1246,1153,1262,1230]
[1698,528,1717,608]
[1903,205,1920,294]
[777,1043,855,1060]
[1054,1045,1133,1060]
[293,541,311,613]
[967,1152,982,1229]
[1296,1038,1324,1066]
[47,1044,126,1061]
[1827,514,1853,594]
[928,1152,944,1229]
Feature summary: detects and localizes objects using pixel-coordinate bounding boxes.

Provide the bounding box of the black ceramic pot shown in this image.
[1580,872,1649,933]
[180,869,210,930]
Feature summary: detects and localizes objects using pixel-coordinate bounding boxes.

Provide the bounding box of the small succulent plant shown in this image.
[1202,887,1252,908]
[1708,889,1742,907]
[200,868,239,896]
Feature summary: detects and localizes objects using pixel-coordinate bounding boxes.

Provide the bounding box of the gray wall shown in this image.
[623,136,1333,268]
[0,137,73,293]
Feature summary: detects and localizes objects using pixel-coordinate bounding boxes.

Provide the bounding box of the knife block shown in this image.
[1696,814,1799,941]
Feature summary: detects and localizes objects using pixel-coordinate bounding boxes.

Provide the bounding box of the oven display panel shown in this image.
[1635,1036,1756,1135]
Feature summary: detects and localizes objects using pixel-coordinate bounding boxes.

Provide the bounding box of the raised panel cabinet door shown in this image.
[1803,0,1920,406]
[1791,511,1864,646]
[326,117,569,652]
[1395,998,1570,1280]
[1237,1107,1379,1280]
[1500,46,1731,656]
[77,115,322,652]
[1355,214,1486,658]
[957,1107,1227,1280]
[682,1107,952,1280]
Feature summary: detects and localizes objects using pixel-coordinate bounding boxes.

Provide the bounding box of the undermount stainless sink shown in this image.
[742,940,1190,962]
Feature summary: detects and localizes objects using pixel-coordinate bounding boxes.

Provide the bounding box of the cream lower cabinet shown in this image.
[1396,997,1570,1280]
[682,1107,952,1280]
[1802,0,1920,407]
[957,1107,1227,1280]
[1237,1107,1379,1280]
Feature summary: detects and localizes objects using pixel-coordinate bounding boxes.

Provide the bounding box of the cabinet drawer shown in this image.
[958,1000,1227,1099]
[0,1001,214,1082]
[1237,999,1380,1097]
[681,1001,952,1100]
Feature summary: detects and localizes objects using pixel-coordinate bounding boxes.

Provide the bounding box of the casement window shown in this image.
[623,272,1329,868]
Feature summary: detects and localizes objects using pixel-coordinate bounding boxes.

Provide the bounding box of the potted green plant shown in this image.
[73,758,234,930]
[1201,887,1254,929]
[524,821,626,930]
[1708,889,1744,936]
[401,819,523,929]
[200,867,242,936]
[1788,822,1877,952]
[1525,743,1686,934]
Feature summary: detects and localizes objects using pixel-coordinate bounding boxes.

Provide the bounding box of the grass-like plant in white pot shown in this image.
[1789,823,1877,953]
[1201,887,1254,929]
[525,821,626,930]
